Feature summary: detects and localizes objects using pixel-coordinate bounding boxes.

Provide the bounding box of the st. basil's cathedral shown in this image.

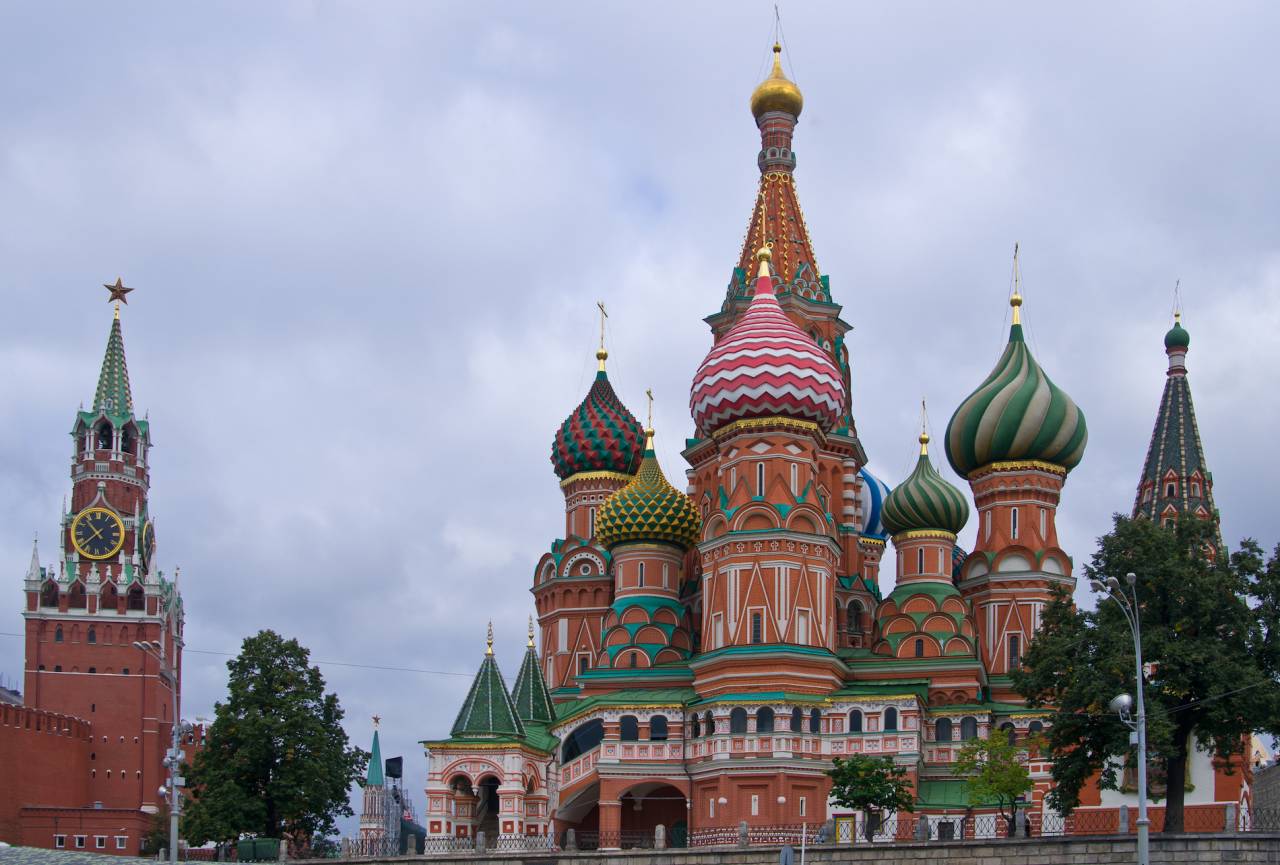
[416,44,1250,848]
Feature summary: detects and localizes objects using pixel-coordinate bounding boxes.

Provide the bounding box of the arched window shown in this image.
[917,547,924,573]
[1028,721,1044,735]
[961,717,978,740]
[936,719,953,742]
[729,708,748,734]
[1166,482,1176,498]
[101,583,118,611]
[691,714,701,738]
[619,715,639,741]
[55,625,64,643]
[649,715,668,741]
[809,708,821,734]
[120,427,134,455]
[756,707,775,733]
[790,707,803,733]
[914,638,925,658]
[756,462,765,497]
[848,709,863,733]
[704,711,715,736]
[96,421,112,450]
[1011,507,1019,540]
[68,582,87,610]
[846,600,862,635]
[560,719,604,762]
[41,581,59,607]
[87,627,96,645]
[884,707,898,732]
[1000,722,1016,745]
[638,562,645,587]
[127,585,144,611]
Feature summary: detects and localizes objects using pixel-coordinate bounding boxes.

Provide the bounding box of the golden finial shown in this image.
[1010,243,1023,325]
[485,621,494,656]
[596,301,609,371]
[756,244,773,279]
[751,41,804,119]
[103,277,134,319]
[919,399,931,455]
[644,388,655,449]
[528,615,536,648]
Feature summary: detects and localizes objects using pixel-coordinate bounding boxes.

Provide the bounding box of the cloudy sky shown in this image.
[2,1,1278,833]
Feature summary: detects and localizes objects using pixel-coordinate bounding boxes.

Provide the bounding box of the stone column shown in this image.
[599,800,622,850]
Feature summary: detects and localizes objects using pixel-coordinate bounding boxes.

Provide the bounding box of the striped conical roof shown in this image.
[691,249,845,436]
[450,631,525,739]
[596,435,701,550]
[883,435,970,536]
[945,299,1087,477]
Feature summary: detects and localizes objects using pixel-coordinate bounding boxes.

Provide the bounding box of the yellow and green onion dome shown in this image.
[882,433,970,537]
[551,357,646,481]
[945,294,1088,478]
[596,431,702,550]
[1164,314,1190,350]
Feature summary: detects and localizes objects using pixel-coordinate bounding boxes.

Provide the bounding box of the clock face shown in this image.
[141,520,156,568]
[71,507,126,560]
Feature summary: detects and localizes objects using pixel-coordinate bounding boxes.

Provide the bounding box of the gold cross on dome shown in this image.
[596,301,608,351]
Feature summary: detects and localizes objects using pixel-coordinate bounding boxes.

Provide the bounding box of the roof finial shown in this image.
[1010,242,1023,326]
[527,615,536,648]
[644,388,655,449]
[104,277,134,320]
[486,621,494,655]
[596,300,609,371]
[1173,279,1182,324]
[919,399,931,455]
[372,714,381,728]
[756,244,772,280]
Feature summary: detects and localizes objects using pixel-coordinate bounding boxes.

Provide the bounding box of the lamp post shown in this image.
[134,640,185,864]
[1089,572,1149,865]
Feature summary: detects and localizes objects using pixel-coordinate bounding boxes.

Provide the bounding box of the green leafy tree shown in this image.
[183,630,368,845]
[953,731,1036,836]
[1014,516,1280,833]
[826,754,914,841]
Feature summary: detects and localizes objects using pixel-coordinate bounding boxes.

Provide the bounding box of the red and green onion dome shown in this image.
[551,354,646,481]
[882,433,970,537]
[945,294,1088,478]
[1164,314,1190,350]
[595,431,702,550]
[690,248,845,436]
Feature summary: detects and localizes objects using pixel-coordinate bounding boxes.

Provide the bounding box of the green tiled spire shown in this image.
[510,619,556,725]
[93,314,134,418]
[366,726,384,786]
[450,624,526,739]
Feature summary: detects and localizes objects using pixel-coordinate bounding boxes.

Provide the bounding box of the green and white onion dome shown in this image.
[881,433,970,537]
[945,294,1087,477]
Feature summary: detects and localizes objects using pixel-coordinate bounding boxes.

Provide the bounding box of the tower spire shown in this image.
[596,301,609,372]
[94,281,136,417]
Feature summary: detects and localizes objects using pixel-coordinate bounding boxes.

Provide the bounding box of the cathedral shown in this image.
[417,45,1251,847]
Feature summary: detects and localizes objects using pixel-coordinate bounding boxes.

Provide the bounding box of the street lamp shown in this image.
[1089,572,1149,865]
[134,640,185,864]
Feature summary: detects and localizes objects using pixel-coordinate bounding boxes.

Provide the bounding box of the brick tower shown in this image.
[17,286,184,848]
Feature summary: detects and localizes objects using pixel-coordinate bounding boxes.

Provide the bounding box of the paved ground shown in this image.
[0,848,153,865]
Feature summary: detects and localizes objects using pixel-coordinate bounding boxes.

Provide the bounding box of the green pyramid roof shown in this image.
[366,728,384,786]
[450,646,525,739]
[94,315,134,419]
[510,644,557,726]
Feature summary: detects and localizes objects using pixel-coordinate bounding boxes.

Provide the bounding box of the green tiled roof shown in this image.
[450,651,525,739]
[94,316,134,419]
[511,646,556,725]
[553,687,696,725]
[366,729,383,786]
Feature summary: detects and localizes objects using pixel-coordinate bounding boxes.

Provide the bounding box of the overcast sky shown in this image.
[2,1,1278,835]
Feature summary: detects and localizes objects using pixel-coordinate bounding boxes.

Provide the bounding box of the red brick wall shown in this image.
[0,706,91,844]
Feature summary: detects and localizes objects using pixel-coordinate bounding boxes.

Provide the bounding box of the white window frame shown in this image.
[709,798,716,818]
[96,836,106,849]
[751,794,760,815]
[115,837,128,850]
[1011,507,1019,540]
[75,836,86,849]
[799,796,807,817]
[55,836,66,849]
[790,463,798,496]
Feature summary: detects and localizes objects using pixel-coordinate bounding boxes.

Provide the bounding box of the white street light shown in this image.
[135,639,183,864]
[1093,572,1150,865]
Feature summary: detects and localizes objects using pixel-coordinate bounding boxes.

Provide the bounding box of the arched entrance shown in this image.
[619,782,688,848]
[476,775,500,839]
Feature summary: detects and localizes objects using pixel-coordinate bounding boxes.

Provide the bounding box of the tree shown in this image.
[826,754,914,841]
[953,731,1036,836]
[184,630,368,845]
[1014,516,1280,833]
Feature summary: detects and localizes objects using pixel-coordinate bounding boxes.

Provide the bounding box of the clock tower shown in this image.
[21,281,184,819]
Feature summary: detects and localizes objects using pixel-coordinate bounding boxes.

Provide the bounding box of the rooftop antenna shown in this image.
[645,388,654,432]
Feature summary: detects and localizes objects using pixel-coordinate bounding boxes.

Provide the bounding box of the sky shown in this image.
[2,0,1278,836]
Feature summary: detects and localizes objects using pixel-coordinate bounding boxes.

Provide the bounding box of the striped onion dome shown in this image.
[945,295,1087,477]
[596,432,702,550]
[856,467,892,540]
[882,433,970,537]
[551,364,645,481]
[690,248,845,436]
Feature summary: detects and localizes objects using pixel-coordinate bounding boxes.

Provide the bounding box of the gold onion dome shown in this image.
[882,432,970,537]
[945,294,1088,477]
[750,43,803,120]
[595,430,702,550]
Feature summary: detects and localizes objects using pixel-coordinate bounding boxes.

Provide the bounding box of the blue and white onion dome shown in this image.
[855,467,892,541]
